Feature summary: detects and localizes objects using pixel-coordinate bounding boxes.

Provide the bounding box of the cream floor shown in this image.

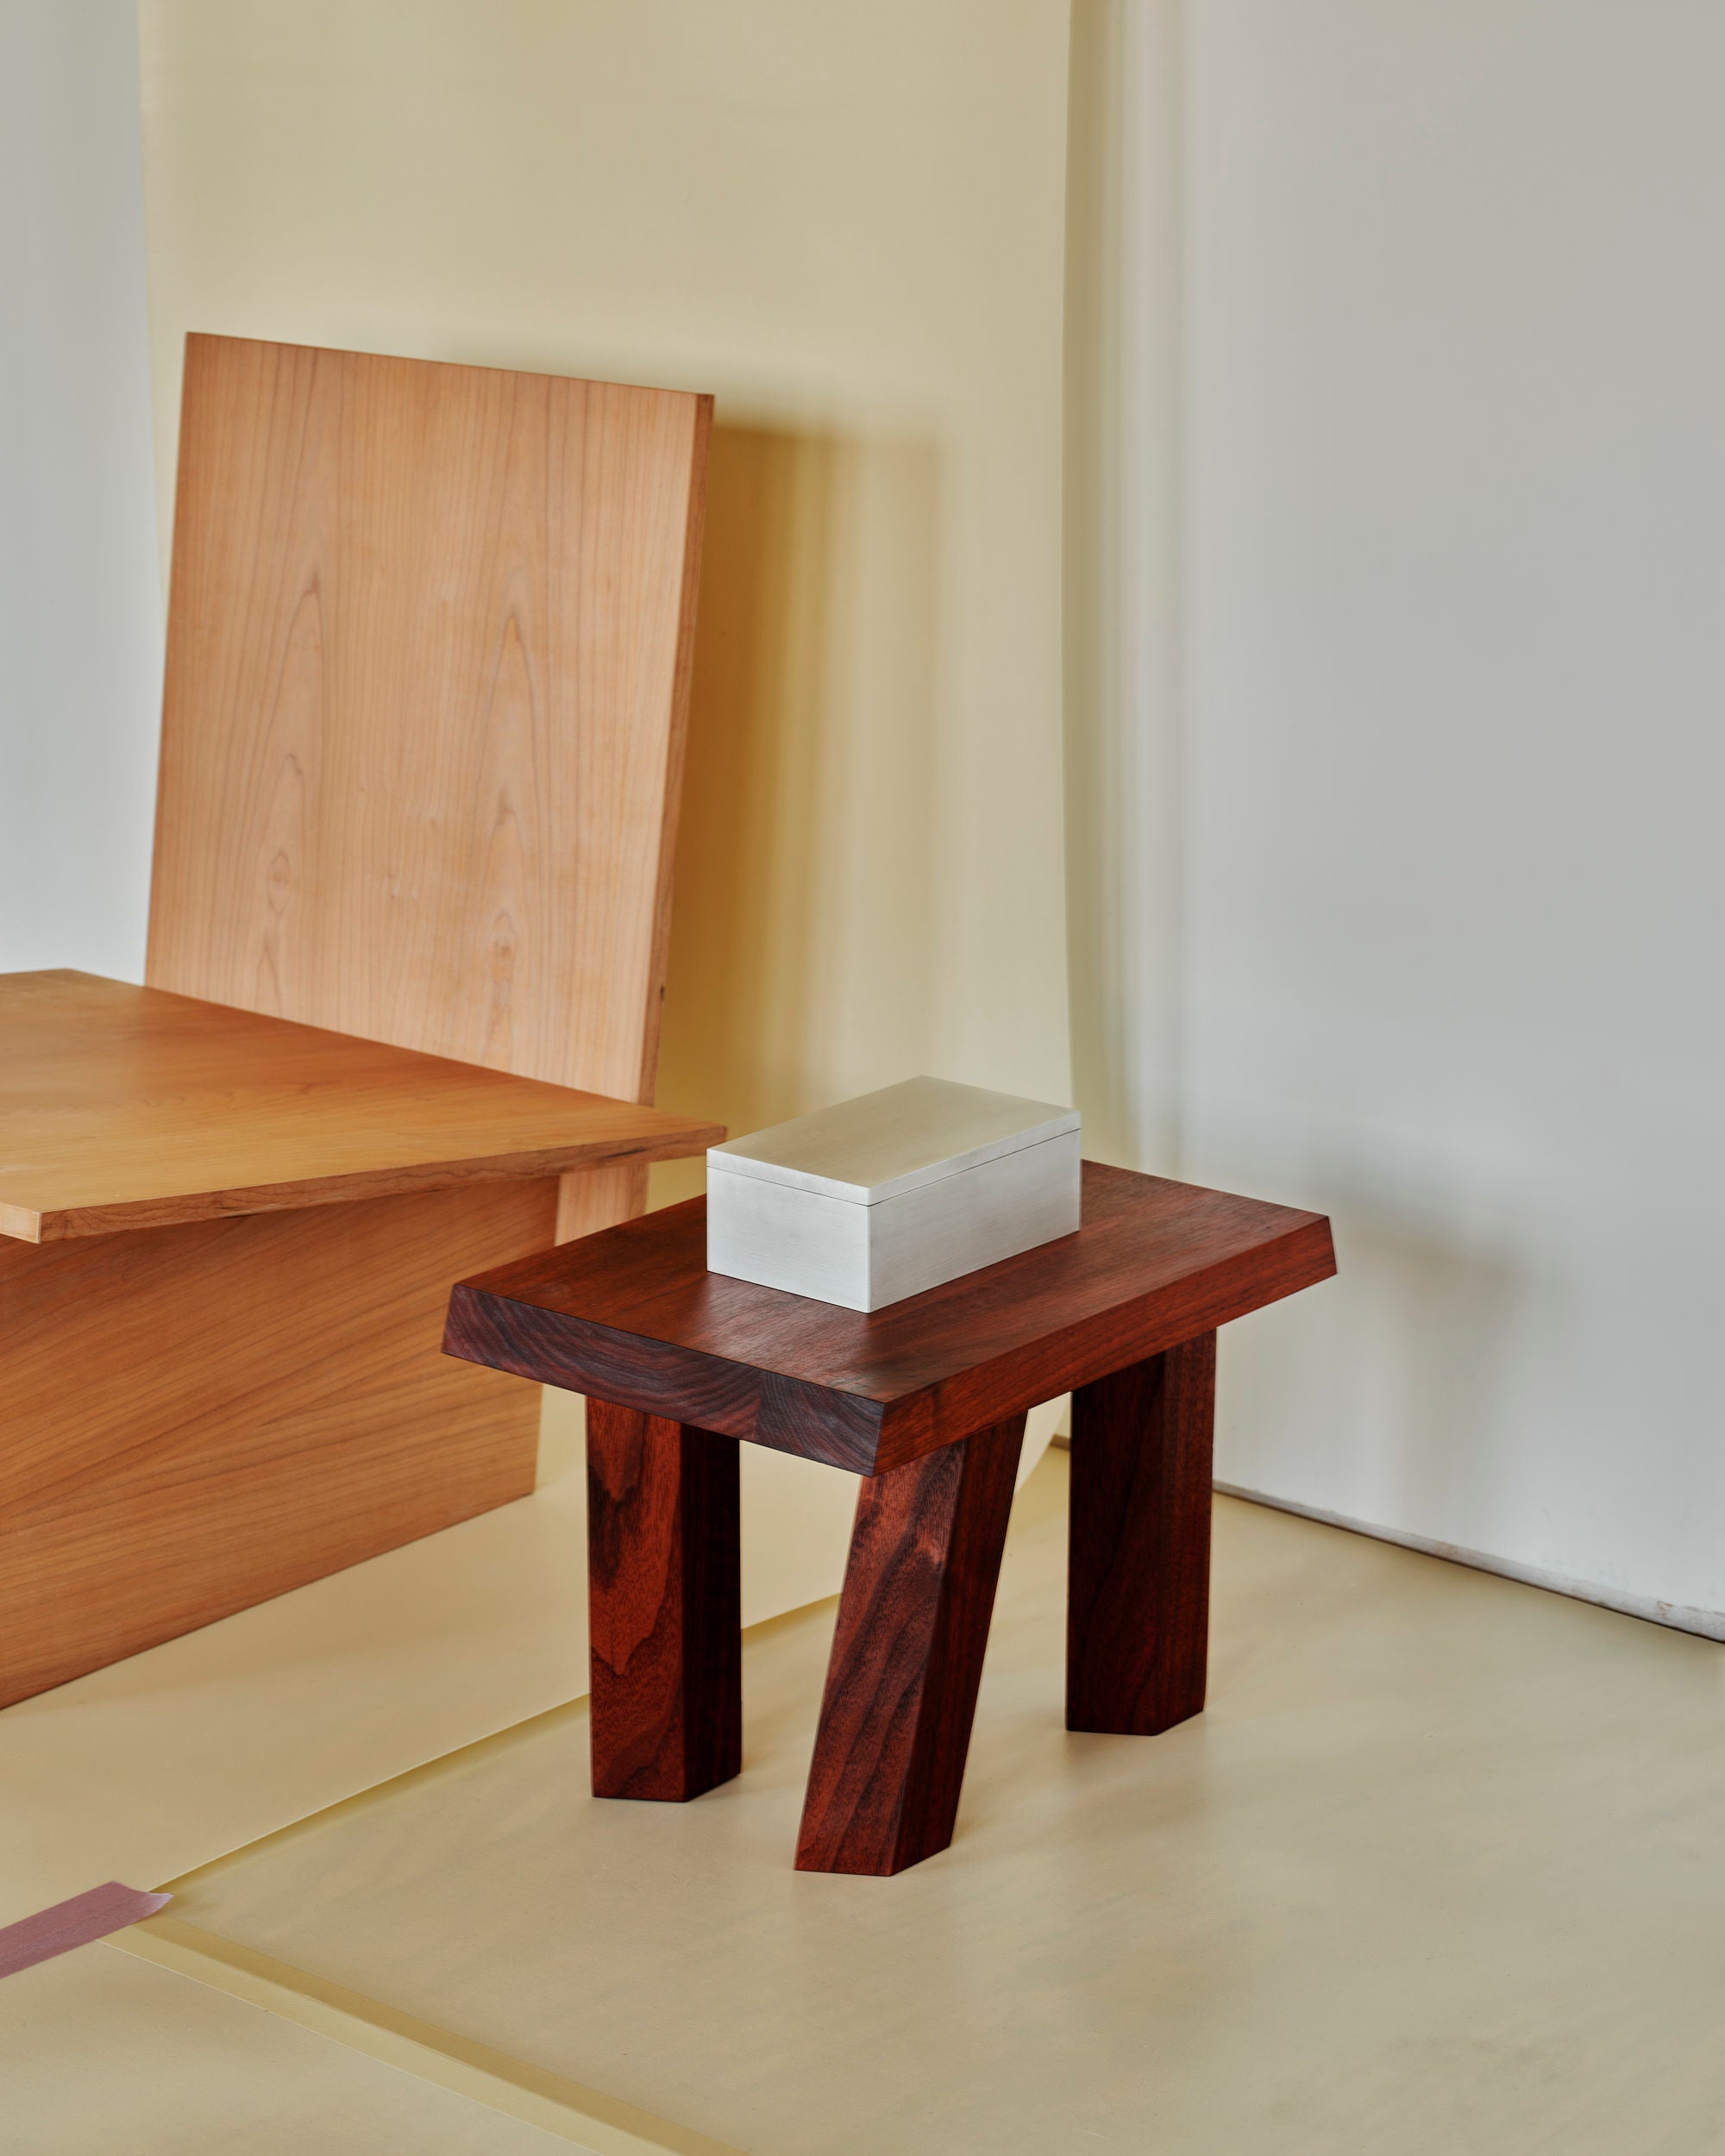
[0,1397,1057,2153]
[117,1451,1725,2156]
[0,1388,1055,1931]
[0,1394,872,1928]
[0,1945,568,2155]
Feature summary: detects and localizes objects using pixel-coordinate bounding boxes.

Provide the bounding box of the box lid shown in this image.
[706,1076,1080,1206]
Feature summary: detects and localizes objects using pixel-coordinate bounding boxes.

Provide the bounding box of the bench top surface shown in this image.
[445,1160,1336,1474]
[0,970,721,1243]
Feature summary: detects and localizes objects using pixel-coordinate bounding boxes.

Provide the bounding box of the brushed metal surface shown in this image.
[706,1128,1082,1312]
[707,1076,1079,1204]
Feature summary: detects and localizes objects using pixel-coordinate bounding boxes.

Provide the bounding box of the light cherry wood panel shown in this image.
[0,970,719,1243]
[0,1178,558,1708]
[146,333,711,1110]
[554,1163,652,1251]
[0,339,717,1697]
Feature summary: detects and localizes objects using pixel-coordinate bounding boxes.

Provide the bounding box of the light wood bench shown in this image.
[0,335,715,1706]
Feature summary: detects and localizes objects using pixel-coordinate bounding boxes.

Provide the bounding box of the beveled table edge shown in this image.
[442,1169,1338,1476]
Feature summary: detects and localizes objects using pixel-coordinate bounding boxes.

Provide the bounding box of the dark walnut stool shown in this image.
[443,1161,1335,1877]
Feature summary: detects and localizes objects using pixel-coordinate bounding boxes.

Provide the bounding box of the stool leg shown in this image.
[1067,1332,1217,1735]
[586,1399,741,1801]
[796,1414,1025,1877]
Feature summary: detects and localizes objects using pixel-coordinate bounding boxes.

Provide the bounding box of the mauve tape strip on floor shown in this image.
[0,1883,172,1980]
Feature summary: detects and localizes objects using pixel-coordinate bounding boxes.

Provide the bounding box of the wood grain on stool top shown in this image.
[444,1161,1336,1474]
[0,971,721,1244]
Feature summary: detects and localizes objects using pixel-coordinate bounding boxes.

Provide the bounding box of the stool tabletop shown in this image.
[445,1161,1334,1476]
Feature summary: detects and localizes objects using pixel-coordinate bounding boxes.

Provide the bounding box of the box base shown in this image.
[707,1130,1082,1312]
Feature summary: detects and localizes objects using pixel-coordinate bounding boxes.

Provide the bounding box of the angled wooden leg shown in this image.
[586,1399,741,1802]
[1067,1331,1217,1735]
[796,1415,1025,1877]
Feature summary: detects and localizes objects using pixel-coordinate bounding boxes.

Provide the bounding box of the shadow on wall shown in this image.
[1060,0,1183,1178]
[651,418,943,1195]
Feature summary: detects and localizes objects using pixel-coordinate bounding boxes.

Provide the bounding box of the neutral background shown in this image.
[1069,0,1725,1634]
[0,0,161,982]
[133,0,1074,1153]
[3,0,1722,1640]
[3,0,1074,1605]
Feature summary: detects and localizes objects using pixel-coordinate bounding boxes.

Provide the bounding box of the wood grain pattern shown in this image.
[0,971,719,1243]
[555,1158,650,1249]
[445,1161,1336,1473]
[795,1415,1025,1876]
[0,338,716,1697]
[448,1166,1333,1875]
[586,1402,742,1802]
[1067,1334,1217,1736]
[147,334,712,1111]
[0,1179,556,1708]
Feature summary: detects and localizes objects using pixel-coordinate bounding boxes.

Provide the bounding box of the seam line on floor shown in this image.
[108,1914,745,2156]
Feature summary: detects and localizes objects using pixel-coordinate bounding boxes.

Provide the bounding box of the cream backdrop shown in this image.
[135,0,1076,1595]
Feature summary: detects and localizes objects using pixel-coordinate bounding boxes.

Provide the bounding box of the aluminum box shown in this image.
[706,1076,1082,1313]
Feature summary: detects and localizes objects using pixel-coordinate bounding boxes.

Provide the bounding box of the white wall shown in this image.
[1130,0,1725,1632]
[0,0,161,980]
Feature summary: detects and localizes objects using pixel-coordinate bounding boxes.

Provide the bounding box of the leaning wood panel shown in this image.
[147,334,712,1108]
[0,1178,557,1708]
